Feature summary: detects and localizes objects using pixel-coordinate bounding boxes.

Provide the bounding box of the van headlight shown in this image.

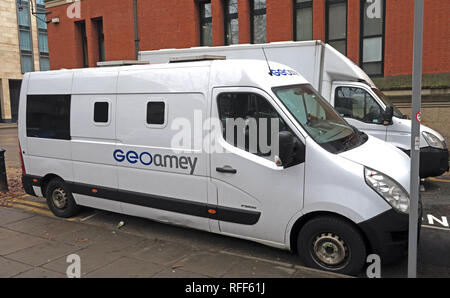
[422,131,445,149]
[364,167,409,214]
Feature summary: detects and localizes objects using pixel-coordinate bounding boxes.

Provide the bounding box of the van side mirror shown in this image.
[383,106,394,125]
[278,131,305,168]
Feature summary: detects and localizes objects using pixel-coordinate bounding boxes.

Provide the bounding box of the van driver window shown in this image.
[147,101,165,125]
[26,95,71,140]
[94,102,109,123]
[217,92,291,159]
[334,87,383,124]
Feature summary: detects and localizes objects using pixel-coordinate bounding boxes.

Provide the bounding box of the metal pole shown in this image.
[0,148,8,193]
[408,0,424,278]
[133,0,140,60]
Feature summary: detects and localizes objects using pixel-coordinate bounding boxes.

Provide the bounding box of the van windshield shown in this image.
[273,84,367,154]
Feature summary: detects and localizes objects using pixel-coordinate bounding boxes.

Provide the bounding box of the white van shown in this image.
[19,59,420,275]
[140,41,449,178]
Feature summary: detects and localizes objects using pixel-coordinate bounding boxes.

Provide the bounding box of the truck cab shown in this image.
[331,80,449,178]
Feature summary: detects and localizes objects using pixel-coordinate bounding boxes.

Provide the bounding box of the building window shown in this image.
[294,0,313,41]
[360,0,385,76]
[93,18,105,62]
[326,0,347,55]
[16,0,34,73]
[224,0,239,45]
[199,1,212,46]
[36,0,50,71]
[26,95,71,140]
[76,21,89,68]
[251,0,266,44]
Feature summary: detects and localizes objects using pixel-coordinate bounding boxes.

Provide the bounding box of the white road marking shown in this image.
[421,224,450,232]
[80,211,103,222]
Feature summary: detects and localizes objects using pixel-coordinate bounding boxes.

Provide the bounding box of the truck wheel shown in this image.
[45,179,81,218]
[297,215,366,276]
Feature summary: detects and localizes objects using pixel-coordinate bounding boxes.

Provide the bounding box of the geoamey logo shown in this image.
[113,149,198,175]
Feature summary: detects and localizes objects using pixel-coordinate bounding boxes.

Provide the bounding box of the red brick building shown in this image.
[44,0,449,79]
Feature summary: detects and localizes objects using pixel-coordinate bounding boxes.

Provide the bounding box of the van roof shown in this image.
[26,59,310,95]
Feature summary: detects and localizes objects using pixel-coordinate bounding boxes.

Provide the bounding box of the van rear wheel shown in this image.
[45,179,81,218]
[297,215,366,276]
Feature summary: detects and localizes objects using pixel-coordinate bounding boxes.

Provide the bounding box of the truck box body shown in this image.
[140,41,449,178]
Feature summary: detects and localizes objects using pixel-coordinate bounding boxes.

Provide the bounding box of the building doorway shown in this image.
[9,80,22,123]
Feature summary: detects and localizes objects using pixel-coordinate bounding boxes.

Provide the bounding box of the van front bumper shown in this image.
[419,147,449,178]
[403,147,449,178]
[358,202,422,264]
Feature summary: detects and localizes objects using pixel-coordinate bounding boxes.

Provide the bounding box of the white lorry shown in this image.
[19,58,418,275]
[140,41,449,178]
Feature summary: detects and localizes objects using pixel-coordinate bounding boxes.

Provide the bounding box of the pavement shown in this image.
[0,206,344,278]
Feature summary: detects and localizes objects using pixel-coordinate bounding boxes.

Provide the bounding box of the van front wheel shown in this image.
[297,216,366,276]
[45,179,82,218]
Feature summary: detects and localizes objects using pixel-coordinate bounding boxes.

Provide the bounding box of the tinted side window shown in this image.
[94,102,109,123]
[146,102,165,125]
[26,95,71,140]
[217,92,289,158]
[334,87,383,124]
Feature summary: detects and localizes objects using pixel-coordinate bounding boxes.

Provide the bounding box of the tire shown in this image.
[45,179,82,218]
[297,215,366,276]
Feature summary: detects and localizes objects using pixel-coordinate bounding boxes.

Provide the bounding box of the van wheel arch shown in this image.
[290,211,371,255]
[40,174,64,195]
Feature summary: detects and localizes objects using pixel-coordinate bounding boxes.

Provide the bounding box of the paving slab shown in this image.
[153,267,211,278]
[292,267,346,278]
[0,233,45,256]
[0,209,35,226]
[86,257,165,278]
[5,215,85,238]
[42,240,139,276]
[0,227,22,241]
[126,238,200,266]
[13,267,66,278]
[5,241,81,266]
[0,256,32,278]
[223,258,296,278]
[175,251,244,278]
[54,225,142,249]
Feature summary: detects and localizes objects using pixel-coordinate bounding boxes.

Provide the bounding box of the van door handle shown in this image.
[216,167,237,174]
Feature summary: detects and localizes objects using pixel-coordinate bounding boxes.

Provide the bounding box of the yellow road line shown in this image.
[11,203,54,217]
[12,194,30,200]
[429,177,450,183]
[7,196,84,221]
[11,198,48,209]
